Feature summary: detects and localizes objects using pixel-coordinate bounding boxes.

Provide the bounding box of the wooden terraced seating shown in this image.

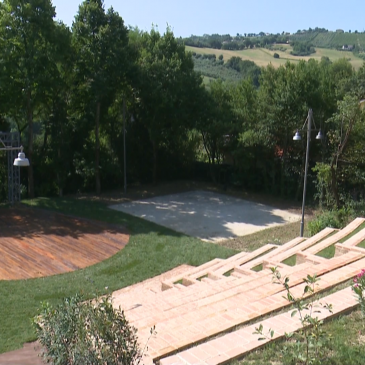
[111,218,365,365]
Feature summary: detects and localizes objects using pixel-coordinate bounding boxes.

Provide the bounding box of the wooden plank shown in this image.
[0,207,129,280]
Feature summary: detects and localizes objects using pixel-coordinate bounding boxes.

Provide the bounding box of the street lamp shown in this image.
[13,146,30,166]
[293,109,324,237]
[0,144,29,166]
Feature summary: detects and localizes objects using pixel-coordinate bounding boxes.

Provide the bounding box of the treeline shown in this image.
[196,58,365,208]
[184,33,289,50]
[1,1,365,210]
[184,28,365,57]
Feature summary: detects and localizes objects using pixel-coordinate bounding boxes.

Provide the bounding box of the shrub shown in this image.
[308,207,352,236]
[34,294,143,365]
[273,52,280,58]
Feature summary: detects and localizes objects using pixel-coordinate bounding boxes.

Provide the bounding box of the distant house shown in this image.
[342,44,354,50]
[336,29,344,33]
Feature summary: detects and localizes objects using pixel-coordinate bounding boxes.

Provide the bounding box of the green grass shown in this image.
[251,264,263,272]
[0,197,236,354]
[358,240,365,249]
[316,244,336,258]
[282,254,297,266]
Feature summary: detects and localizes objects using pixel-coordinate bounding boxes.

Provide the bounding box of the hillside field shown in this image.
[186,45,365,70]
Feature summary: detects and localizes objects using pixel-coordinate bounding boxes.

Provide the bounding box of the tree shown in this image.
[321,94,365,207]
[0,0,58,198]
[72,0,131,194]
[256,61,323,196]
[134,27,202,183]
[195,80,235,182]
[42,23,74,197]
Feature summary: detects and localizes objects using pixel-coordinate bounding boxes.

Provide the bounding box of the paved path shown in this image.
[110,190,300,242]
[0,342,43,365]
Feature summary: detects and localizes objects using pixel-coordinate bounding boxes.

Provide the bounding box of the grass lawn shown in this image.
[0,197,236,354]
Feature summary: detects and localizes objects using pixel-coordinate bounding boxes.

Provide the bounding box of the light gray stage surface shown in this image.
[110,190,300,242]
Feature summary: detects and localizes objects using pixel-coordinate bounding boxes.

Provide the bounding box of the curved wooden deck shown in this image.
[0,207,129,280]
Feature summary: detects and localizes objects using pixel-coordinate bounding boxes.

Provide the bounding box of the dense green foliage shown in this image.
[1,3,365,209]
[183,33,290,50]
[192,54,261,86]
[0,0,202,197]
[290,41,316,56]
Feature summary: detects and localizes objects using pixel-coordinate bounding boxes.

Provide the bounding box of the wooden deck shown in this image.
[0,207,129,280]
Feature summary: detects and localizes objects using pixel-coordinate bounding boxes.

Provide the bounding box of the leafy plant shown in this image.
[33,294,144,365]
[254,268,333,365]
[352,269,365,316]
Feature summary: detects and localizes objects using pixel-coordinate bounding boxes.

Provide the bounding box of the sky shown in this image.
[51,0,365,38]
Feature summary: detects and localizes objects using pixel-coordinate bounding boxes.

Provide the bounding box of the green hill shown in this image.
[291,31,365,51]
[187,45,365,77]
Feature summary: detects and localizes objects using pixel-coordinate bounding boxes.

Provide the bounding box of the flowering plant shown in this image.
[352,269,365,316]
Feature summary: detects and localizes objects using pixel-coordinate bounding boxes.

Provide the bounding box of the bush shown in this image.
[308,207,352,236]
[273,52,280,58]
[34,294,142,365]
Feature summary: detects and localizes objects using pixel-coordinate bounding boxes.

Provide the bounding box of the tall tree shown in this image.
[0,0,58,197]
[134,27,202,184]
[72,0,131,194]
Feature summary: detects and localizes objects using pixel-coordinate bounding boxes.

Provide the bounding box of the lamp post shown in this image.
[293,109,323,237]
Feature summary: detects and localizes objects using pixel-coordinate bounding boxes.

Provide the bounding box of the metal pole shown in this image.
[300,109,312,237]
[123,99,127,194]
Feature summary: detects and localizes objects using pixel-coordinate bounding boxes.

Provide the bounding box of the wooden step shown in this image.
[305,217,365,254]
[267,227,336,264]
[341,227,365,247]
[159,287,358,365]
